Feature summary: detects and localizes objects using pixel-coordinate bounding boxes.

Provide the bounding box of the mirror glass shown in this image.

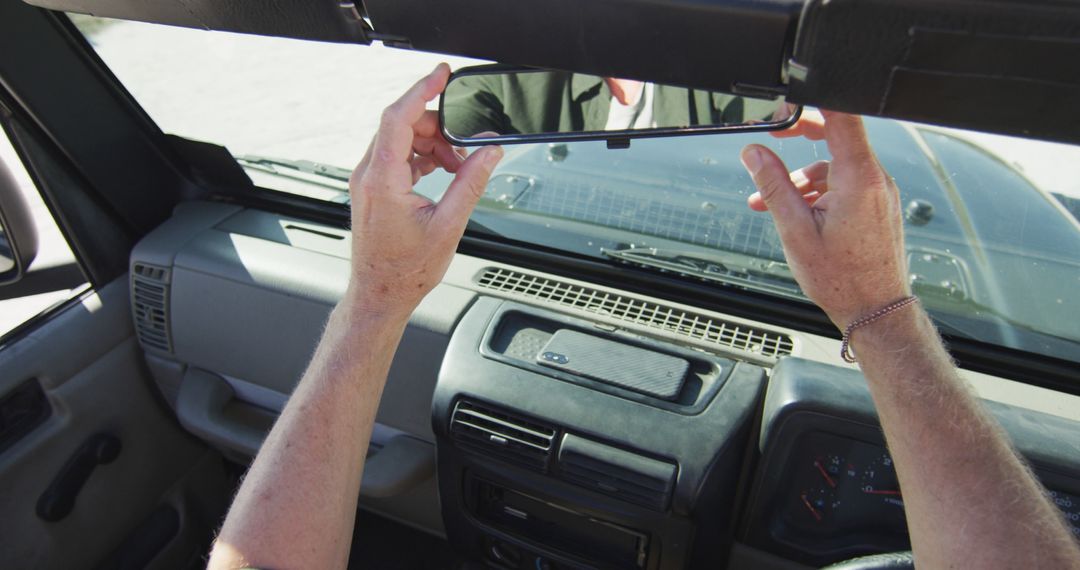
[0,221,14,275]
[441,67,799,145]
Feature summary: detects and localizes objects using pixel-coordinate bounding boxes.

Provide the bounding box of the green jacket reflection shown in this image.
[442,71,781,138]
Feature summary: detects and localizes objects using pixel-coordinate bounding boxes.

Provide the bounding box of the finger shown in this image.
[434,145,504,230]
[741,144,815,240]
[790,160,830,194]
[413,136,464,173]
[412,112,470,171]
[748,188,825,211]
[771,109,825,140]
[411,155,438,184]
[820,110,878,167]
[349,132,380,187]
[747,160,830,211]
[371,63,452,168]
[412,110,442,139]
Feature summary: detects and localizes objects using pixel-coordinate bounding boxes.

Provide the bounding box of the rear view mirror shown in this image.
[0,155,38,286]
[440,65,800,148]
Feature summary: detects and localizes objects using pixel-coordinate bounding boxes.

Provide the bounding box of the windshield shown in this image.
[72,15,1080,364]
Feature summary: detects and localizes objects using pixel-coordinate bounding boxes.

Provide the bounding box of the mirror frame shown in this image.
[439,64,802,147]
[0,153,39,286]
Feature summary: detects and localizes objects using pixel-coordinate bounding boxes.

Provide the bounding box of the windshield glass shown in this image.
[72,15,1080,364]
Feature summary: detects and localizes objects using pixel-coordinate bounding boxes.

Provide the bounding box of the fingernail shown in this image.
[740,146,762,175]
[484,146,504,167]
[790,170,809,186]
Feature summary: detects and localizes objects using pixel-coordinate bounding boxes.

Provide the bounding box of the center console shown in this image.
[432,298,768,569]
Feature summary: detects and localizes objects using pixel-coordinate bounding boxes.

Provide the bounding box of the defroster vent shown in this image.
[476,267,794,358]
[450,400,557,473]
[131,263,172,353]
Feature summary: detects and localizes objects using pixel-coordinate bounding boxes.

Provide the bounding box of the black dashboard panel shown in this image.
[434,298,769,569]
[480,304,732,414]
[743,358,1080,566]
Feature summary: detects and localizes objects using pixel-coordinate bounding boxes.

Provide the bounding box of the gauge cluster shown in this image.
[767,432,911,561]
[748,358,1080,567]
[788,438,907,535]
[1047,489,1080,540]
[750,429,1080,565]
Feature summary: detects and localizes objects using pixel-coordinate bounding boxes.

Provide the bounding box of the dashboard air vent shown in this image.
[476,267,794,357]
[450,400,556,472]
[131,263,172,353]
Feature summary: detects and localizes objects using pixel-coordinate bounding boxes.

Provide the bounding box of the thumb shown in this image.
[434,145,504,229]
[741,144,813,239]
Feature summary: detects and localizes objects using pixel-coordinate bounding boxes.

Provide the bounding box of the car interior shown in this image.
[0,1,1078,569]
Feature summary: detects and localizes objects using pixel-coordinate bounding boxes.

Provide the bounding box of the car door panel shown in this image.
[0,279,225,570]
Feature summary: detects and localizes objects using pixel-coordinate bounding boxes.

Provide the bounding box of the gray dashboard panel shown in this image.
[132,203,476,441]
[129,201,242,270]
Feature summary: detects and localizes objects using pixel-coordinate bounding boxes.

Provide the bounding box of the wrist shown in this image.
[337,288,413,330]
[825,283,913,331]
[847,303,932,357]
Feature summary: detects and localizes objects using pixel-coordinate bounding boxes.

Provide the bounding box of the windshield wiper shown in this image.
[600,246,804,299]
[235,154,352,202]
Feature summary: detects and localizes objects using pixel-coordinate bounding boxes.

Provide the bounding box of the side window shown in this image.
[0,131,88,338]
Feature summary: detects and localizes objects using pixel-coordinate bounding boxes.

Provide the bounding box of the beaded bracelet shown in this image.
[840,296,919,363]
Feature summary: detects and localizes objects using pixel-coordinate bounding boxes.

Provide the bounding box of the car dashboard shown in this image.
[128,201,1080,569]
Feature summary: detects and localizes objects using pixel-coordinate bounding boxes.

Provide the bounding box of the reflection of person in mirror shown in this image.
[441,71,784,138]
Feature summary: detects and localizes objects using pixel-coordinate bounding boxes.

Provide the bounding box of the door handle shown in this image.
[37,433,121,522]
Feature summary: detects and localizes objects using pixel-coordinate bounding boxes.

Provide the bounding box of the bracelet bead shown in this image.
[840,296,920,363]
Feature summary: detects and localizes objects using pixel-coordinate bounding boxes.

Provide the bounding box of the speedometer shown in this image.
[1047,490,1080,540]
[859,453,906,528]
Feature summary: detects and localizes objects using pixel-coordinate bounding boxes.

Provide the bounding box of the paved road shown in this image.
[79,17,1080,199]
[83,17,482,172]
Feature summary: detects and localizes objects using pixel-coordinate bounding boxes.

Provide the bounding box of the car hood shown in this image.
[418,118,1080,359]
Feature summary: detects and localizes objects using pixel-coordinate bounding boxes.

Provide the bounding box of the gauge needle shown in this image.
[814,460,837,488]
[800,493,823,521]
[864,489,902,496]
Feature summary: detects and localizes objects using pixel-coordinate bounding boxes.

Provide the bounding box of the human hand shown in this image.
[741,111,910,328]
[770,108,825,141]
[346,63,503,321]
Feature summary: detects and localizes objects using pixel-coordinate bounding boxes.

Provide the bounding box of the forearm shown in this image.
[208,299,409,570]
[853,308,1080,568]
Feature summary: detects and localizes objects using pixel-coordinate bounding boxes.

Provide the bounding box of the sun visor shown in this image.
[361,0,804,97]
[788,0,1080,143]
[22,0,372,43]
